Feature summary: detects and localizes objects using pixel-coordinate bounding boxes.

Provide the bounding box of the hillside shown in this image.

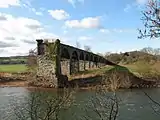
[106,51,160,64]
[1,50,160,89]
[0,56,28,65]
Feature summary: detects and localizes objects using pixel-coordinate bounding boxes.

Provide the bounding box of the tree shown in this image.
[138,0,160,39]
[142,90,160,116]
[81,88,119,120]
[76,41,81,49]
[141,47,160,55]
[141,47,154,54]
[97,52,104,57]
[10,88,75,120]
[27,49,37,68]
[154,48,160,55]
[104,52,111,58]
[84,45,91,52]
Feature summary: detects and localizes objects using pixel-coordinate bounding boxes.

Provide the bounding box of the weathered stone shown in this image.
[85,61,90,70]
[90,61,94,68]
[79,60,85,71]
[37,55,58,87]
[36,39,108,88]
[70,60,79,74]
[61,59,70,75]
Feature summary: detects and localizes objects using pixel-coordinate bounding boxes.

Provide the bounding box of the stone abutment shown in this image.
[36,39,108,88]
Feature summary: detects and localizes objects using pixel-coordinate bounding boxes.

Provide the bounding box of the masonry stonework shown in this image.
[85,61,90,70]
[36,55,58,87]
[36,39,108,88]
[79,60,85,71]
[61,59,70,75]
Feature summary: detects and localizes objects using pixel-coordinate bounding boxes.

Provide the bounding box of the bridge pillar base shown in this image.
[36,55,58,88]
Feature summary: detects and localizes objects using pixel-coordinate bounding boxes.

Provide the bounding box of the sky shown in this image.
[0,0,160,57]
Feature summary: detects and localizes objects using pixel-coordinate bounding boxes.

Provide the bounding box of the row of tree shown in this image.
[1,46,160,65]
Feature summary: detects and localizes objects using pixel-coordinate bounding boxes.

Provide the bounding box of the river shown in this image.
[0,87,160,120]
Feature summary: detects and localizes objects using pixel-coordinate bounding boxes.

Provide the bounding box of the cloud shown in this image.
[22,2,43,16]
[25,24,42,30]
[68,0,84,7]
[0,0,20,8]
[65,16,102,29]
[78,36,92,41]
[68,0,76,7]
[0,47,30,57]
[113,29,123,33]
[112,28,136,33]
[0,12,61,56]
[0,49,5,53]
[48,9,70,20]
[0,14,7,21]
[99,29,110,33]
[124,4,132,12]
[63,30,68,35]
[123,0,148,12]
[0,16,43,38]
[0,41,17,48]
[22,39,36,44]
[4,36,15,40]
[31,8,43,16]
[100,28,136,34]
[136,0,148,5]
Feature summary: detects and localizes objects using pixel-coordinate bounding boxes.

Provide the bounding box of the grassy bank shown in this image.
[70,61,160,82]
[0,64,27,73]
[1,61,160,88]
[1,61,160,77]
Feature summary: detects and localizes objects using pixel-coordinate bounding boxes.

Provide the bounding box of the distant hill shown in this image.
[0,56,28,65]
[106,51,160,64]
[1,48,160,65]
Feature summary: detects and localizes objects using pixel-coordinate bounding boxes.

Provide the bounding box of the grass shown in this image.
[1,60,160,78]
[0,64,27,73]
[69,61,160,80]
[70,66,113,76]
[72,65,132,76]
[69,65,128,80]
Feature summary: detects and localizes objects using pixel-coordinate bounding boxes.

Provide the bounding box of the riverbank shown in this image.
[0,72,28,87]
[1,63,160,89]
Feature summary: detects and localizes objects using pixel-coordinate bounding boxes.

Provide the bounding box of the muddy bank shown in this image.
[0,72,29,87]
[0,80,28,87]
[0,70,160,89]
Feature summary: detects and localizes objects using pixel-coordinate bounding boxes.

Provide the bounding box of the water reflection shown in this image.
[0,87,160,120]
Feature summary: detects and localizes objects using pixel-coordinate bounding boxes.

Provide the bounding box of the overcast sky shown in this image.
[0,0,160,57]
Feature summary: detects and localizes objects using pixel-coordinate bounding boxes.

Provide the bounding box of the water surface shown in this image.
[0,87,160,120]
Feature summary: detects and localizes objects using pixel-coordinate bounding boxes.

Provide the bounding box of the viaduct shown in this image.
[35,39,112,88]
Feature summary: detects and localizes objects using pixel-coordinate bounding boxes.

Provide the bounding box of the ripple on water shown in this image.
[0,87,160,120]
[126,103,135,106]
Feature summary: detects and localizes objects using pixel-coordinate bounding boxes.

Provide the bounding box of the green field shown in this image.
[1,61,160,77]
[0,64,27,73]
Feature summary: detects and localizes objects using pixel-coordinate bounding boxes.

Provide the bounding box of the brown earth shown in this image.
[0,69,160,89]
[0,72,29,87]
[0,80,28,87]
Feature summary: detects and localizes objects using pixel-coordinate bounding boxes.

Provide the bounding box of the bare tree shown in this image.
[10,88,75,120]
[141,47,154,54]
[81,88,119,120]
[76,41,81,49]
[138,0,160,39]
[97,52,104,57]
[104,52,111,57]
[84,45,91,52]
[27,49,37,69]
[141,47,160,55]
[142,90,160,116]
